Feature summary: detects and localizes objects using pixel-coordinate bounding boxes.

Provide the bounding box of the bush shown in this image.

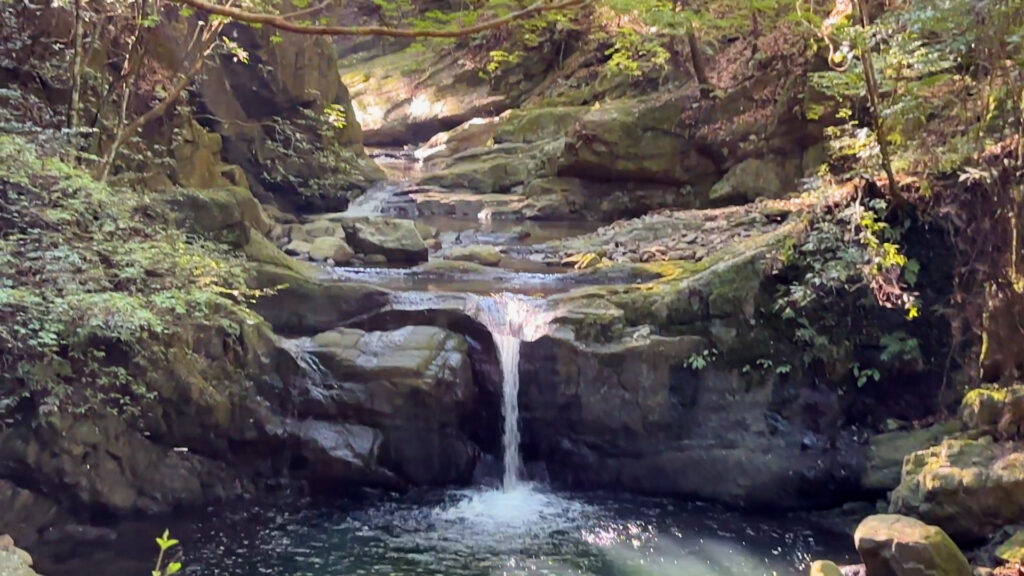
[0,133,257,423]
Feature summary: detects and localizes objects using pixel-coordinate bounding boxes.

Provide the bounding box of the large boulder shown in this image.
[338,217,428,264]
[277,325,481,485]
[165,185,272,246]
[889,437,1024,543]
[0,412,248,518]
[418,140,562,194]
[854,515,971,576]
[519,328,864,507]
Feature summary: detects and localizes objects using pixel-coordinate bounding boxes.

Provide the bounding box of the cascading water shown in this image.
[469,292,555,489]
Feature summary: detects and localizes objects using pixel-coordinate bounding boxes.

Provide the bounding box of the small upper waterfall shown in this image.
[470,293,555,489]
[344,181,401,216]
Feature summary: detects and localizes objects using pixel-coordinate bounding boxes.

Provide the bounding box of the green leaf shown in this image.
[156,529,179,551]
[167,562,183,575]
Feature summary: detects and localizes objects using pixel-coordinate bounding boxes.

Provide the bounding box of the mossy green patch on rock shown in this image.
[890,437,1024,543]
[996,531,1024,563]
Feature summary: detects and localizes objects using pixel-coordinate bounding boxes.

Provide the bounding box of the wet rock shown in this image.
[518,323,865,508]
[854,515,970,576]
[309,236,355,264]
[0,413,246,518]
[341,218,428,264]
[446,245,502,267]
[272,419,402,489]
[889,437,1024,543]
[288,325,481,485]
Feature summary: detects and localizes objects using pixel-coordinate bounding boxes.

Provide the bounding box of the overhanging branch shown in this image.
[170,0,589,37]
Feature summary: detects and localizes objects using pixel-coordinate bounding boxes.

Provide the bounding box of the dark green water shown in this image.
[36,485,854,576]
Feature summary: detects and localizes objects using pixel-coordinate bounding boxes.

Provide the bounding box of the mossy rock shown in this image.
[855,515,971,576]
[243,229,314,275]
[862,421,962,491]
[445,245,502,267]
[890,437,1024,543]
[166,186,271,246]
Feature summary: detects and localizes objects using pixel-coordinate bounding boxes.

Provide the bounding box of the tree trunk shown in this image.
[855,0,902,202]
[687,32,712,97]
[68,0,84,132]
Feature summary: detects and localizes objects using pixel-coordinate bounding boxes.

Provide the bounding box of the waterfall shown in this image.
[345,181,399,216]
[470,293,554,489]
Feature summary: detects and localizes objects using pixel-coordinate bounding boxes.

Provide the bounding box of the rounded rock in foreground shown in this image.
[810,560,844,576]
[854,514,971,576]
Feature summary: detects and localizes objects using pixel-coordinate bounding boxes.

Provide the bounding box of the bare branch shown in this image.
[170,0,589,37]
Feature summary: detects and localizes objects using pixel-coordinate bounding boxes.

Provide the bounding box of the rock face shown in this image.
[888,437,1024,543]
[189,21,384,211]
[504,217,868,508]
[854,515,971,576]
[518,329,864,507]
